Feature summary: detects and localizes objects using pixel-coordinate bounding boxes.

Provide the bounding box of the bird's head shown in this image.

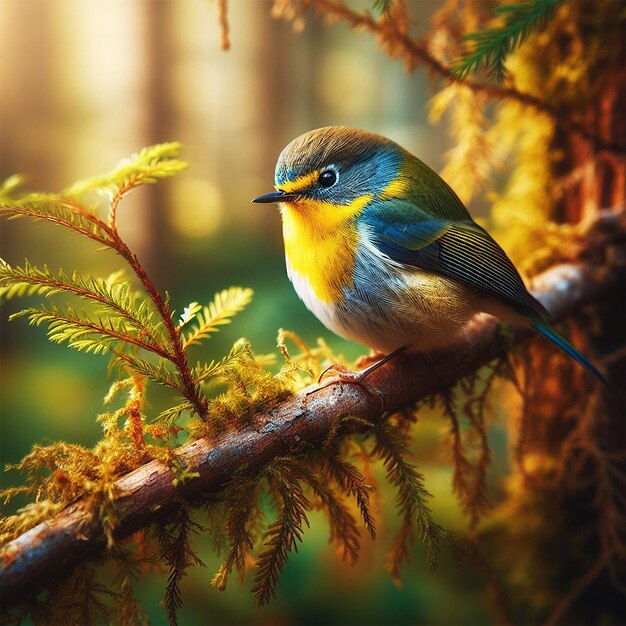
[252,127,406,220]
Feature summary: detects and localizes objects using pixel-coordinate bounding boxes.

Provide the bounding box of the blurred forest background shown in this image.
[0,1,624,625]
[1,0,445,452]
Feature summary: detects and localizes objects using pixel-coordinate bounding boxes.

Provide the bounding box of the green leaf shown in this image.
[183,288,253,349]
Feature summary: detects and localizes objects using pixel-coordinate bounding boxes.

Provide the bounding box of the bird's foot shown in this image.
[306,346,409,410]
[313,363,387,409]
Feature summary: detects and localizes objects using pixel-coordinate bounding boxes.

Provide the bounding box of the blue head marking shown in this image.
[274,127,404,205]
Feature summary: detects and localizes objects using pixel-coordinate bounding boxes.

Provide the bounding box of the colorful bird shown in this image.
[253,126,606,386]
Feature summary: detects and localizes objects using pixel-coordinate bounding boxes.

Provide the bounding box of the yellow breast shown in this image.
[280,195,372,304]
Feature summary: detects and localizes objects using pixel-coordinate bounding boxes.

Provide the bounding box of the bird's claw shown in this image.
[309,364,386,410]
[317,363,350,384]
[307,347,408,410]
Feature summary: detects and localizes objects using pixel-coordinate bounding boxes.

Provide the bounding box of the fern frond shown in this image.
[212,473,260,592]
[63,142,188,198]
[113,579,149,626]
[1,144,186,241]
[156,506,205,626]
[0,195,112,246]
[0,260,169,350]
[45,564,118,626]
[252,462,310,607]
[266,457,365,566]
[453,0,563,82]
[191,338,253,384]
[304,468,362,566]
[120,357,186,395]
[372,421,448,581]
[156,400,197,426]
[443,387,493,529]
[324,455,376,539]
[11,304,169,358]
[183,287,253,349]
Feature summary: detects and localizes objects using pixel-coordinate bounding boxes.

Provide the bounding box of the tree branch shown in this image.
[307,0,624,155]
[1,211,623,609]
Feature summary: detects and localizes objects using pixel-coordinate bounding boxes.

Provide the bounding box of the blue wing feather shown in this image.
[362,200,607,385]
[363,202,548,320]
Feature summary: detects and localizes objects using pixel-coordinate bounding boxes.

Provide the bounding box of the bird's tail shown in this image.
[532,319,609,387]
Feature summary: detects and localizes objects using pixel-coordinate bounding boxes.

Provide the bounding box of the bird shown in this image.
[252,126,607,387]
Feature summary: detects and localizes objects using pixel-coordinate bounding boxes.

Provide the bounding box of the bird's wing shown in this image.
[365,206,549,321]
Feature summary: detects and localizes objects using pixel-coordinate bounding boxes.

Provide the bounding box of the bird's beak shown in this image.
[251,190,297,204]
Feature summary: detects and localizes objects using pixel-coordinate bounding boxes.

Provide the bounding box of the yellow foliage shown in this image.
[488,100,555,266]
[430,84,492,204]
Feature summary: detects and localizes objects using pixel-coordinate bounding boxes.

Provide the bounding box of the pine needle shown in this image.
[251,463,310,607]
[372,421,449,582]
[373,0,393,14]
[211,473,260,592]
[156,507,205,626]
[453,0,564,82]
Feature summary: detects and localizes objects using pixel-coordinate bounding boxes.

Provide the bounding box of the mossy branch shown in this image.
[1,232,621,609]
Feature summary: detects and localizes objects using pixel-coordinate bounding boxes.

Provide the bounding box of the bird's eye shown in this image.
[318,170,337,188]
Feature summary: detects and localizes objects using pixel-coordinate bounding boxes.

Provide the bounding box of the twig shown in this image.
[110,233,208,418]
[307,0,623,155]
[543,554,608,626]
[217,0,230,50]
[65,189,207,418]
[1,232,622,607]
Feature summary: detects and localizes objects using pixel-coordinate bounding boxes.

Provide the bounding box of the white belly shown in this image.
[285,254,482,354]
[286,260,348,338]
